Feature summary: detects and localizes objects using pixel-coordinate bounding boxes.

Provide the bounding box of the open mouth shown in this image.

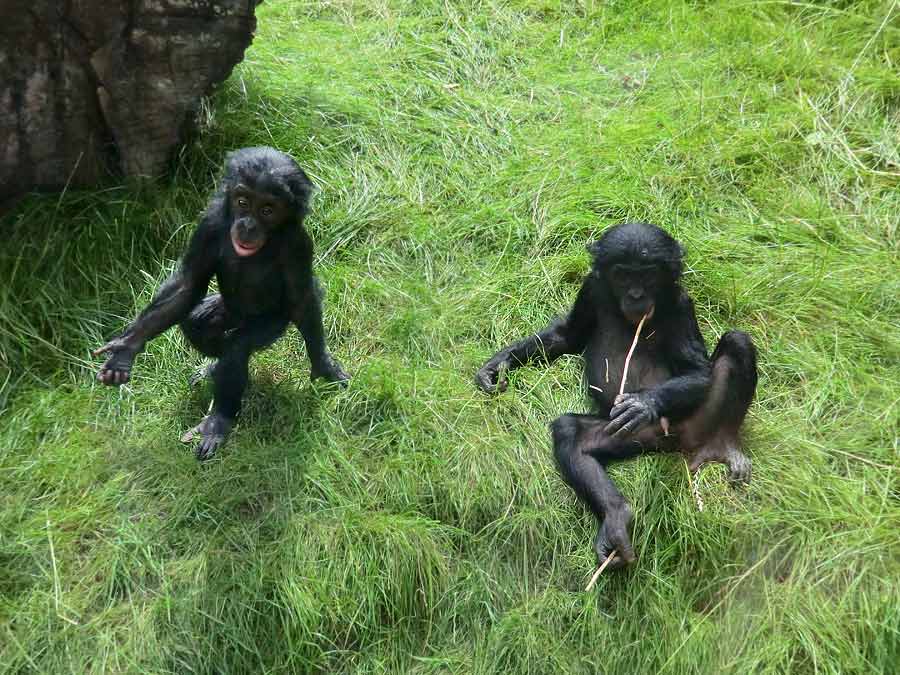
[231,232,263,257]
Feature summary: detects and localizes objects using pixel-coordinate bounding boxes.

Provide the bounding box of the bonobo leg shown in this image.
[677,330,758,484]
[551,414,672,568]
[180,295,288,459]
[179,294,239,384]
[298,279,349,385]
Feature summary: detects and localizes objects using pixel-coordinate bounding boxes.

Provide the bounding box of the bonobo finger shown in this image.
[312,361,351,386]
[604,410,635,435]
[616,542,637,566]
[98,369,116,386]
[610,417,641,438]
[92,343,112,357]
[609,399,639,420]
[475,368,498,393]
[595,525,636,570]
[601,548,635,570]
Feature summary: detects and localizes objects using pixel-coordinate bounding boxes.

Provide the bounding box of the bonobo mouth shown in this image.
[231,231,264,257]
[623,303,655,325]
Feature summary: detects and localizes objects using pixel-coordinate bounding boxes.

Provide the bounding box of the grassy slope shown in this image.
[1,0,899,672]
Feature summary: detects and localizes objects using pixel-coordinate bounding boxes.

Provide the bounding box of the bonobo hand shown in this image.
[93,338,141,386]
[311,355,350,387]
[605,391,659,438]
[474,359,510,394]
[594,504,636,570]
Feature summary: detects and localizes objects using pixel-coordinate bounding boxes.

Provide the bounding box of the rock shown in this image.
[0,0,259,202]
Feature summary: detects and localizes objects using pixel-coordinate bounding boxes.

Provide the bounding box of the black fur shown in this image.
[476,222,758,569]
[94,147,349,460]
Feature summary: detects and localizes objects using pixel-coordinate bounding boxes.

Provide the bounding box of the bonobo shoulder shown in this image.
[660,287,701,326]
[276,226,314,277]
[675,287,695,310]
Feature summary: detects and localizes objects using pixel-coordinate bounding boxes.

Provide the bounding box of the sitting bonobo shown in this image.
[475,223,757,569]
[94,147,350,459]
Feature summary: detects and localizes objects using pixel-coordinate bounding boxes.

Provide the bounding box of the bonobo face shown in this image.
[608,263,660,324]
[229,185,291,257]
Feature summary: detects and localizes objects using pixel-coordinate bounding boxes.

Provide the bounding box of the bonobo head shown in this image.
[222,147,314,258]
[588,222,684,324]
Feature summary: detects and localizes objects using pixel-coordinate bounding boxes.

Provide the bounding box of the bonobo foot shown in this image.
[594,504,636,570]
[311,356,350,387]
[189,360,218,387]
[181,413,234,461]
[686,441,751,485]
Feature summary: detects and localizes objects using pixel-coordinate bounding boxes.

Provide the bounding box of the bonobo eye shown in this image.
[610,264,629,283]
[237,197,249,209]
[609,263,663,293]
[260,205,274,218]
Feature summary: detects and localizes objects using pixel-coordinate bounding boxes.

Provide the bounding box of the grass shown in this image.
[1,0,899,672]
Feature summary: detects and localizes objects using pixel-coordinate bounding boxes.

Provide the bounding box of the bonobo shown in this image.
[475,222,757,569]
[94,147,350,459]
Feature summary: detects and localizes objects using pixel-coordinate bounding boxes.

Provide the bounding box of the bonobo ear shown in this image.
[221,152,239,189]
[668,241,686,280]
[273,166,315,215]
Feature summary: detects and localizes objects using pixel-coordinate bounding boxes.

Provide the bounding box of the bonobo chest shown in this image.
[216,252,286,318]
[583,315,671,414]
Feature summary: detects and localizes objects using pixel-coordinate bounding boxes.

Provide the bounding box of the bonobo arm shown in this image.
[606,293,711,436]
[94,209,219,385]
[475,276,596,393]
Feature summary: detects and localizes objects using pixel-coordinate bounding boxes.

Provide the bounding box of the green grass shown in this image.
[2,0,899,672]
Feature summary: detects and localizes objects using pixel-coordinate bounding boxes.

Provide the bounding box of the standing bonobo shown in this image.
[475,223,757,569]
[94,147,350,459]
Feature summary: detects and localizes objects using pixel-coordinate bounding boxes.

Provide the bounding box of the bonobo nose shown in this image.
[236,218,258,236]
[627,288,644,300]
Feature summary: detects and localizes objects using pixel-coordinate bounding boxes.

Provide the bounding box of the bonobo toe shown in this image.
[189,360,217,387]
[190,414,233,461]
[195,436,222,461]
[728,453,752,486]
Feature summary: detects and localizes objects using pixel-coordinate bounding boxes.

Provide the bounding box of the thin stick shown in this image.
[585,551,618,591]
[46,512,61,613]
[585,313,649,587]
[618,314,649,397]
